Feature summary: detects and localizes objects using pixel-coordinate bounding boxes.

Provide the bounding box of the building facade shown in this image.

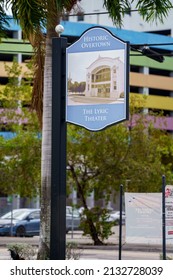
[85,55,124,100]
[72,0,173,36]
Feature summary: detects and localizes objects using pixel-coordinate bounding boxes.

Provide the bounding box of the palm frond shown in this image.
[136,0,173,23]
[56,0,78,12]
[7,0,46,38]
[103,0,131,27]
[0,1,9,38]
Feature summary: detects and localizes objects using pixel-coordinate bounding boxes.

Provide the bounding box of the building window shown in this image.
[95,68,110,82]
[77,14,84,21]
[62,13,69,21]
[91,74,95,82]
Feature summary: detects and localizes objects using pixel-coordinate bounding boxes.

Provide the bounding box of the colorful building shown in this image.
[0,19,173,131]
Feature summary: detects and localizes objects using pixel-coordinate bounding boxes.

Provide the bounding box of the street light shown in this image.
[142,47,164,63]
[131,45,164,63]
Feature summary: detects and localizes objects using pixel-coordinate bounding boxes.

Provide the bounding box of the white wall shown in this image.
[77,0,173,34]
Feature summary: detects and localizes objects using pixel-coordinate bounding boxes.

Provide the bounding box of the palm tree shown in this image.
[2,0,81,260]
[0,0,172,259]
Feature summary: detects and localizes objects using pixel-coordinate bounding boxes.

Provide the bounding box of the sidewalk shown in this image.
[67,235,173,253]
[0,248,10,260]
[0,242,172,260]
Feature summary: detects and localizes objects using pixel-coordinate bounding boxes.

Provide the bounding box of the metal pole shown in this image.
[118,184,123,260]
[50,36,67,260]
[10,196,13,237]
[71,187,75,239]
[162,175,166,260]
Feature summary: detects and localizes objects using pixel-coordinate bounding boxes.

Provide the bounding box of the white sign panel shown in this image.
[125,192,173,245]
[125,193,162,244]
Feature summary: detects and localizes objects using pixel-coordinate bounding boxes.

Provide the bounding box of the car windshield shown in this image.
[66,207,80,216]
[0,209,31,220]
[73,209,80,216]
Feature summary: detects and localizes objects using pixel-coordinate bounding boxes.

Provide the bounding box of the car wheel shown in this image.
[16,226,26,237]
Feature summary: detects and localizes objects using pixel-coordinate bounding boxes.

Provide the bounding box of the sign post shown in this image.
[162,175,166,260]
[50,26,129,260]
[50,36,67,260]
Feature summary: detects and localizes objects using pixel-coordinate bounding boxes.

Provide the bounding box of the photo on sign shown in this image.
[67,50,125,106]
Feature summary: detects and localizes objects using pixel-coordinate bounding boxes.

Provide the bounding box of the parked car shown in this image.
[0,208,40,237]
[0,207,81,237]
[66,206,81,233]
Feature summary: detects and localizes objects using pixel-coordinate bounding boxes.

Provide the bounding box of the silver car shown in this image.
[66,206,81,233]
[107,211,126,224]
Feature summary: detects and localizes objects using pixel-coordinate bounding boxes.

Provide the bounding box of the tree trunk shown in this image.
[37,31,53,260]
[69,165,103,245]
[86,215,104,245]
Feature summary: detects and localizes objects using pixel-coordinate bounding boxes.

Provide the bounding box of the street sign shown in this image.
[66,27,129,131]
[165,185,173,239]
